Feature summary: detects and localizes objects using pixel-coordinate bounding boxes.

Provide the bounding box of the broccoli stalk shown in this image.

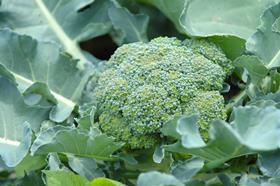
[93,37,232,149]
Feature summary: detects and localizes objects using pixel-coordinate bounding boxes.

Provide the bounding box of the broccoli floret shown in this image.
[183,39,234,75]
[99,112,159,149]
[94,37,231,149]
[183,91,227,140]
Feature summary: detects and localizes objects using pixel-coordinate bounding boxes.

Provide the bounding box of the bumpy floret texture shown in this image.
[183,91,227,140]
[183,39,234,75]
[94,37,231,149]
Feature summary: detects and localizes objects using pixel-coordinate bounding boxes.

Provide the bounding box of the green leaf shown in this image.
[0,122,32,168]
[0,77,49,167]
[217,174,236,186]
[67,154,104,181]
[139,0,280,39]
[0,64,16,84]
[161,117,181,139]
[234,55,268,85]
[163,106,280,168]
[77,103,96,130]
[239,174,280,186]
[89,177,125,186]
[17,172,45,186]
[31,126,124,160]
[176,114,205,148]
[137,171,184,186]
[153,145,165,164]
[44,170,124,186]
[253,92,280,105]
[47,153,70,171]
[0,0,114,65]
[109,6,149,45]
[171,158,204,183]
[185,180,205,186]
[15,154,46,177]
[272,17,280,33]
[44,170,88,186]
[209,36,246,60]
[23,83,57,104]
[180,0,279,39]
[137,0,185,33]
[258,150,280,178]
[73,0,95,11]
[0,29,93,122]
[246,3,280,69]
[114,153,138,165]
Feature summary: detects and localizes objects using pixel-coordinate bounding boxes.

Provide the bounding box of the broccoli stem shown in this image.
[225,89,247,115]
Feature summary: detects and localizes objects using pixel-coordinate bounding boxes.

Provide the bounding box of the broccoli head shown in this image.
[94,37,231,149]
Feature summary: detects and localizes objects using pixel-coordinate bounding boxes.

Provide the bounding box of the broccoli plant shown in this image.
[1,0,280,186]
[94,37,230,149]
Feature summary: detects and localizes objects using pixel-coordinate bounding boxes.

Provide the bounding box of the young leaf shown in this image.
[209,36,246,60]
[239,174,280,186]
[163,106,280,168]
[31,126,124,160]
[17,171,45,186]
[47,153,70,171]
[0,29,93,122]
[153,145,165,164]
[246,3,280,69]
[44,170,88,186]
[15,154,46,177]
[109,6,149,45]
[171,157,204,183]
[0,77,49,167]
[44,170,124,186]
[234,55,268,85]
[89,177,125,186]
[258,150,280,178]
[137,171,184,186]
[67,154,104,181]
[272,17,280,33]
[137,0,185,33]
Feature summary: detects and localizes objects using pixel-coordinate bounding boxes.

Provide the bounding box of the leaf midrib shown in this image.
[13,73,75,108]
[0,138,20,146]
[33,0,88,65]
[268,49,280,68]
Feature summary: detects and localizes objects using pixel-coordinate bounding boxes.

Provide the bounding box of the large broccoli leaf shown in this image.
[44,170,125,186]
[137,0,185,33]
[0,0,150,65]
[246,3,280,69]
[0,29,93,122]
[139,0,280,39]
[0,77,49,167]
[0,0,113,65]
[162,106,280,168]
